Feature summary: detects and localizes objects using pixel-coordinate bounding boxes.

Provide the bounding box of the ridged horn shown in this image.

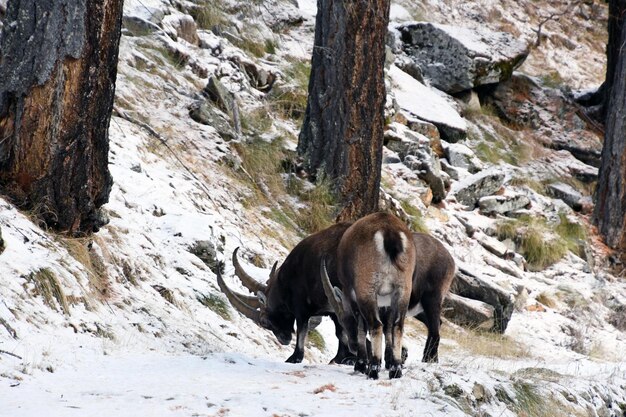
[233,290,261,309]
[269,261,278,281]
[232,247,268,293]
[320,258,344,317]
[216,267,260,323]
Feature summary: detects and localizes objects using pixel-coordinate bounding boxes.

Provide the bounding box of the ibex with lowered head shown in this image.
[217,222,354,364]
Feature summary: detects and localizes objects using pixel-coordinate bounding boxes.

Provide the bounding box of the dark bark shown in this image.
[297,0,390,221]
[0,0,123,234]
[594,13,626,256]
[576,1,626,122]
[595,0,626,120]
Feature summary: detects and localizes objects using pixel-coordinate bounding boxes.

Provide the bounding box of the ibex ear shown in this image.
[257,291,267,306]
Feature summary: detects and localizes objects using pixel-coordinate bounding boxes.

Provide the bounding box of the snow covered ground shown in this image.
[3,341,625,417]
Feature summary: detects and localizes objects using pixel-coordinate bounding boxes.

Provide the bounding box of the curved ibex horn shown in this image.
[320,258,345,317]
[268,261,278,281]
[216,267,260,323]
[232,247,268,293]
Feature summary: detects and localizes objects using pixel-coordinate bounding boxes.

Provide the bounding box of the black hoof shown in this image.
[401,346,408,364]
[354,359,367,374]
[330,352,357,366]
[367,363,380,380]
[340,356,357,366]
[389,365,402,379]
[285,353,303,363]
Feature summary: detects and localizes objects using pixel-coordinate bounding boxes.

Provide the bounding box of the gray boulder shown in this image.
[479,194,531,215]
[443,293,495,330]
[444,142,484,173]
[451,265,516,333]
[384,123,430,159]
[397,22,529,94]
[568,162,598,183]
[122,3,165,36]
[162,14,199,45]
[404,154,447,204]
[189,101,236,141]
[385,124,448,203]
[123,16,161,36]
[389,66,467,142]
[203,76,241,136]
[382,147,402,164]
[229,55,276,92]
[487,75,602,167]
[546,182,583,211]
[440,159,464,181]
[189,241,223,275]
[452,168,505,207]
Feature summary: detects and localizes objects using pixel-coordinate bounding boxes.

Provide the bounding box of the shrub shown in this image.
[497,216,568,270]
[400,199,429,233]
[269,60,310,120]
[198,293,231,320]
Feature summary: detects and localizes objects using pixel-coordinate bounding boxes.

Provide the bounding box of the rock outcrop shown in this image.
[449,265,516,333]
[479,194,531,215]
[487,74,603,167]
[444,142,484,173]
[546,182,584,211]
[452,168,506,207]
[385,124,448,203]
[396,22,529,94]
[389,65,467,142]
[163,14,199,45]
[122,1,165,36]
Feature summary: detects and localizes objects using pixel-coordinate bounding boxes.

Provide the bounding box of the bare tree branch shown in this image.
[533,1,584,47]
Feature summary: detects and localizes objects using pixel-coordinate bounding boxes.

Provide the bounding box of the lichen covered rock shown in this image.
[397,22,529,94]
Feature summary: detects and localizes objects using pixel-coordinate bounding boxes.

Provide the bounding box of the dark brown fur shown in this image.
[220,222,355,364]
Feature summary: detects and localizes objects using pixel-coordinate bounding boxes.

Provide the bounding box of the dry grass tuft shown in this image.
[232,138,336,236]
[441,324,532,359]
[26,268,69,315]
[60,237,111,300]
[307,329,326,352]
[496,215,568,270]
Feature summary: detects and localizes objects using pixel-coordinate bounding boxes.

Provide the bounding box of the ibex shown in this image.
[323,212,416,379]
[218,220,455,368]
[217,222,355,364]
[324,230,456,371]
[403,232,455,363]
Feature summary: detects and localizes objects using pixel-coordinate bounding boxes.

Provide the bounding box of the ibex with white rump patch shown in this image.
[323,212,415,379]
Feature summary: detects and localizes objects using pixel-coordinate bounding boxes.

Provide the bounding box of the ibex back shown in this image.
[323,212,415,379]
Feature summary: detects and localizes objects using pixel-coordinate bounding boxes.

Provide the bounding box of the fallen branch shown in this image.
[0,349,22,360]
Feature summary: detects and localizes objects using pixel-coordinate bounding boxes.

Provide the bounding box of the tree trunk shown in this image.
[601,0,626,119]
[594,12,626,256]
[0,0,123,234]
[576,1,626,121]
[297,0,390,222]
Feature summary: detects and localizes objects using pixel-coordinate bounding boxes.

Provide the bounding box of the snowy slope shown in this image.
[1,0,626,416]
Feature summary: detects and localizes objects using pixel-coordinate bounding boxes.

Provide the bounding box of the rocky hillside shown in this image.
[1,0,625,416]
